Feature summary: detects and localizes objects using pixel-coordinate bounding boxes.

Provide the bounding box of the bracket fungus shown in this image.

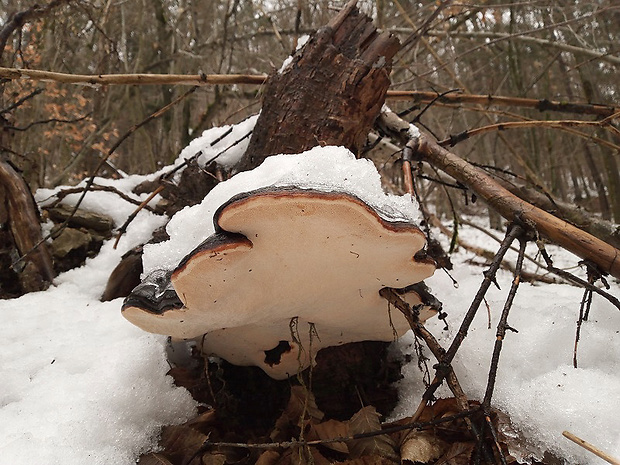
[123,187,436,379]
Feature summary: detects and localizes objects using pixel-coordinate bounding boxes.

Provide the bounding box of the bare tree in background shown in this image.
[0,0,619,237]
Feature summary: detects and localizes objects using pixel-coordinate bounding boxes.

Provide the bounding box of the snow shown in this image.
[278,34,310,73]
[174,114,258,169]
[1,116,619,464]
[392,230,620,464]
[0,203,195,464]
[142,145,421,275]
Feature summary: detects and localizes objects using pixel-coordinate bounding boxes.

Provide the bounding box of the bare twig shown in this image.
[445,225,524,368]
[5,113,91,132]
[379,288,469,414]
[195,407,480,451]
[2,67,617,117]
[535,240,620,311]
[0,67,267,86]
[46,184,159,212]
[113,185,165,249]
[563,431,620,465]
[0,0,74,61]
[482,238,527,409]
[0,88,43,115]
[387,90,618,117]
[437,117,620,149]
[415,6,620,78]
[421,29,620,68]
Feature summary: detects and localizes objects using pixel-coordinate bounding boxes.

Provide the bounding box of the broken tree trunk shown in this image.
[377,109,620,280]
[236,0,399,171]
[104,0,400,301]
[0,159,55,296]
[186,0,405,420]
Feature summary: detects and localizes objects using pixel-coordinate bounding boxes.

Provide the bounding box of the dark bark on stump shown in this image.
[237,0,399,171]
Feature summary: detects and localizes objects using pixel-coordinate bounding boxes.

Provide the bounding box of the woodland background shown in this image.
[1,0,619,228]
[1,1,620,464]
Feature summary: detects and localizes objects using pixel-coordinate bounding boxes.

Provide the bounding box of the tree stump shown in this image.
[208,0,405,422]
[113,0,407,427]
[237,0,400,171]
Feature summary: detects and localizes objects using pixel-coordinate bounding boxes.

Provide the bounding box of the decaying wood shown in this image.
[237,0,400,170]
[0,160,55,294]
[101,247,143,302]
[377,110,620,280]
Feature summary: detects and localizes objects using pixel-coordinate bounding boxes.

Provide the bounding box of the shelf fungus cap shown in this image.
[123,187,436,379]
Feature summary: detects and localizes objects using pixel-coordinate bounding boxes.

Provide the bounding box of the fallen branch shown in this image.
[0,67,267,86]
[482,238,527,409]
[380,287,470,415]
[437,116,620,149]
[490,176,620,250]
[2,67,618,117]
[377,109,620,280]
[0,160,55,291]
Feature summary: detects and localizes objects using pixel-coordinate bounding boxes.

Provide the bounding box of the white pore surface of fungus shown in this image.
[142,145,422,275]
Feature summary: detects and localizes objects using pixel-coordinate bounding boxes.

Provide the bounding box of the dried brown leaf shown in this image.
[198,453,226,465]
[185,409,218,430]
[159,424,208,465]
[138,452,174,465]
[256,450,281,465]
[274,449,293,465]
[435,441,475,465]
[390,398,472,445]
[272,386,324,441]
[287,385,325,423]
[490,408,534,463]
[308,419,350,454]
[400,430,448,464]
[348,406,398,461]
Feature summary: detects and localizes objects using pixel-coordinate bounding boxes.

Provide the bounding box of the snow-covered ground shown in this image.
[393,237,620,464]
[0,123,618,464]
